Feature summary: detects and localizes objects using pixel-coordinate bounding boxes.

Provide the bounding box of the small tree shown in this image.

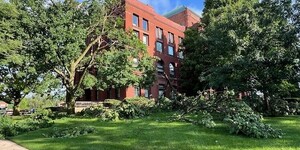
[17,0,155,114]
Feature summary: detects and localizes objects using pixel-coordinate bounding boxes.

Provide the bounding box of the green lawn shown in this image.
[11,113,300,150]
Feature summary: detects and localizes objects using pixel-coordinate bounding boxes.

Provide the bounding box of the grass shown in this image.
[11,113,300,150]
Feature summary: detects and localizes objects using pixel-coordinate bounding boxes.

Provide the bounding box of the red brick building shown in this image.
[81,0,201,101]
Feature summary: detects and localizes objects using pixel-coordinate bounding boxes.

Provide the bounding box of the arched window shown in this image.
[169,62,175,77]
[156,59,164,75]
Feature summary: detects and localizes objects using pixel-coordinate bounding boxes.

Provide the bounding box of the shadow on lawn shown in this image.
[12,114,300,150]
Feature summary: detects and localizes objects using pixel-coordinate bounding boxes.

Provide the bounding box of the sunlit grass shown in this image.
[11,113,300,150]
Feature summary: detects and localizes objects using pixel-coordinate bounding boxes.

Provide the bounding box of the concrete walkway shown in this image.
[0,140,28,150]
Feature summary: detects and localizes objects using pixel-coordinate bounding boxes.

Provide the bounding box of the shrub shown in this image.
[45,126,95,138]
[156,97,172,110]
[80,98,155,120]
[117,101,145,119]
[100,108,119,121]
[194,111,216,128]
[79,104,105,117]
[0,110,54,139]
[125,97,155,110]
[104,99,122,109]
[0,116,16,138]
[224,101,283,138]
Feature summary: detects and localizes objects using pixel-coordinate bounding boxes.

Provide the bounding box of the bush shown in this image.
[0,116,16,138]
[117,101,145,119]
[80,98,155,120]
[156,97,172,110]
[0,110,53,139]
[78,104,105,117]
[104,99,122,109]
[100,108,119,121]
[45,126,95,138]
[194,111,216,128]
[224,101,283,138]
[125,97,155,110]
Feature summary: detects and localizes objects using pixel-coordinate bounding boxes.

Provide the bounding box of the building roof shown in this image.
[163,6,201,19]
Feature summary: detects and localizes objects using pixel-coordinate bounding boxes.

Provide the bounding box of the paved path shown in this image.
[0,140,28,150]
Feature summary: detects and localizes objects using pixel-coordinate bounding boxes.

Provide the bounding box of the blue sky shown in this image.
[139,0,205,16]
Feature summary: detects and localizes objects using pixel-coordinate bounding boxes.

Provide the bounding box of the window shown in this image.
[178,51,184,59]
[156,41,163,52]
[156,27,163,39]
[169,63,175,77]
[134,86,140,97]
[156,60,164,75]
[84,89,91,101]
[133,30,139,38]
[133,14,139,26]
[143,34,149,45]
[168,32,174,44]
[158,84,165,98]
[168,46,174,56]
[143,19,148,31]
[144,89,149,98]
[179,37,183,44]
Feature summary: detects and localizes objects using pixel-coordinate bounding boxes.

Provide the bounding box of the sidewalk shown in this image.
[0,140,28,150]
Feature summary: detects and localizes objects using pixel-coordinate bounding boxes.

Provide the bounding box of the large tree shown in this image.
[0,0,46,115]
[16,0,155,114]
[181,0,300,112]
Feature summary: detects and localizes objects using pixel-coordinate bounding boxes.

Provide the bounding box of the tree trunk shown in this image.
[66,91,76,115]
[12,99,21,116]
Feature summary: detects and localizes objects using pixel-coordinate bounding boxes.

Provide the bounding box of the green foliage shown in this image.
[117,101,145,119]
[13,0,155,114]
[171,91,283,138]
[245,96,300,116]
[100,108,120,121]
[80,98,154,120]
[19,96,59,110]
[78,104,105,117]
[224,101,283,138]
[45,126,95,138]
[156,97,172,110]
[194,111,216,128]
[104,99,122,109]
[181,0,300,112]
[0,116,16,138]
[0,110,53,139]
[125,97,155,111]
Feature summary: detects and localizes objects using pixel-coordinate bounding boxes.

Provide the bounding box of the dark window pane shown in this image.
[168,46,174,56]
[156,60,164,74]
[143,19,148,31]
[156,41,163,52]
[133,14,139,26]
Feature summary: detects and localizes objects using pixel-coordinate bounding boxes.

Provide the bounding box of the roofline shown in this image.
[163,6,201,19]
